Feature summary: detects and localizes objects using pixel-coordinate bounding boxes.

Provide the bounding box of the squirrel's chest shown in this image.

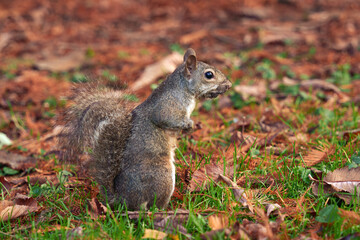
[186,98,196,118]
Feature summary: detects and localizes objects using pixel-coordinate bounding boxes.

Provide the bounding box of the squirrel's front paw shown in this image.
[182,120,194,134]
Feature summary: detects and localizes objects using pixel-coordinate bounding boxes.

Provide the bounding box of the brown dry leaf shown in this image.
[0,32,11,51]
[131,52,182,91]
[234,81,267,101]
[26,174,59,186]
[208,214,229,230]
[339,209,360,228]
[88,198,107,220]
[237,174,277,188]
[259,28,303,46]
[14,193,38,208]
[142,229,168,240]
[324,167,360,194]
[299,79,343,94]
[287,132,309,144]
[218,174,249,208]
[188,162,224,192]
[310,167,360,204]
[240,207,284,240]
[240,132,280,154]
[231,222,251,240]
[180,29,208,44]
[239,219,270,240]
[0,204,40,221]
[0,200,14,212]
[0,151,36,170]
[228,115,251,133]
[301,147,331,167]
[0,176,12,192]
[35,50,86,72]
[153,209,189,237]
[259,114,288,133]
[265,203,281,216]
[338,128,360,141]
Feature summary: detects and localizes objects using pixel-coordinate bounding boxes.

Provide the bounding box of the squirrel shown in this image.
[60,48,231,210]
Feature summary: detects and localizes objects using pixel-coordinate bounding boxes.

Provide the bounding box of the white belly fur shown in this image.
[169,147,176,197]
[167,136,177,203]
[186,98,196,118]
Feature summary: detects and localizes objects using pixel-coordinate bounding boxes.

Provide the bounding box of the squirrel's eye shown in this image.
[205,71,214,79]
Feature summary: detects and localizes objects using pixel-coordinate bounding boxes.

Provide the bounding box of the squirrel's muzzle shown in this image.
[204,80,232,99]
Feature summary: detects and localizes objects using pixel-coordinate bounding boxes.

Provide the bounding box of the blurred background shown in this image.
[1,0,360,146]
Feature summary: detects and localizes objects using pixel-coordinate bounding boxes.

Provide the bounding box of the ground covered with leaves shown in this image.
[1,0,360,239]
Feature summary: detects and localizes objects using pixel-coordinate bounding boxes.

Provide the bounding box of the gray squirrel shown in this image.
[60,48,231,210]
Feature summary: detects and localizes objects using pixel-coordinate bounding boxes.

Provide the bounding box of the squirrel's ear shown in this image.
[184,48,197,77]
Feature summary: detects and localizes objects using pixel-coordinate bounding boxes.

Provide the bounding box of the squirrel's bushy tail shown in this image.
[59,84,133,205]
[60,85,129,159]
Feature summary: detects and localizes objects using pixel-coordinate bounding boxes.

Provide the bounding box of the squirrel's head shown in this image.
[183,48,232,99]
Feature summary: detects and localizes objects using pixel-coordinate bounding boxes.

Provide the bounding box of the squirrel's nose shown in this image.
[224,80,232,89]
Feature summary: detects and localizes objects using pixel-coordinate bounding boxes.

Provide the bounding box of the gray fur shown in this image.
[59,49,231,210]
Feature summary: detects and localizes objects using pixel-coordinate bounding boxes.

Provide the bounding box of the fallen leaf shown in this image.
[259,29,303,46]
[0,200,14,212]
[324,167,360,195]
[131,52,182,91]
[239,7,272,20]
[339,208,360,228]
[188,162,224,192]
[154,215,189,236]
[0,32,11,52]
[310,167,360,204]
[234,81,267,101]
[265,203,281,216]
[231,222,251,240]
[0,151,36,170]
[14,193,38,208]
[240,132,280,154]
[26,174,59,186]
[259,114,288,133]
[218,174,248,208]
[88,198,107,219]
[239,219,270,240]
[301,147,332,167]
[338,128,360,141]
[0,204,40,221]
[142,229,167,240]
[35,50,86,72]
[208,214,229,230]
[0,176,12,192]
[299,79,343,94]
[180,29,208,44]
